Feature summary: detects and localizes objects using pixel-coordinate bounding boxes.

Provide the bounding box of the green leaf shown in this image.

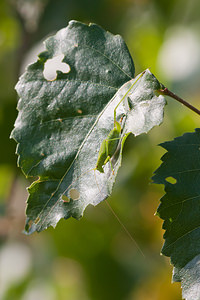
[11,20,166,234]
[152,129,200,300]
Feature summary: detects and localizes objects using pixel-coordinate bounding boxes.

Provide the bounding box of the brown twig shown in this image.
[159,87,200,116]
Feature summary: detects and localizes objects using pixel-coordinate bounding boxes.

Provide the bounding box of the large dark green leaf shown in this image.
[11,20,166,234]
[153,129,200,300]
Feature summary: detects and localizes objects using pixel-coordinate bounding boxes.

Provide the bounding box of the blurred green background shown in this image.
[1,0,200,299]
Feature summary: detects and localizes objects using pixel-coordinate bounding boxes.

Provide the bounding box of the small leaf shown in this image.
[11,20,166,234]
[153,129,200,300]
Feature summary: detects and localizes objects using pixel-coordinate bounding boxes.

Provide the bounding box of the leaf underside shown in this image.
[11,20,166,234]
[153,129,200,300]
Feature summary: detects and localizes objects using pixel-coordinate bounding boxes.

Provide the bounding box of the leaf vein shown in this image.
[164,226,200,252]
[159,195,200,214]
[79,43,133,80]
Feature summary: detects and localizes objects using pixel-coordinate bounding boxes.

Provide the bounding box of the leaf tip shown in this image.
[24,219,37,235]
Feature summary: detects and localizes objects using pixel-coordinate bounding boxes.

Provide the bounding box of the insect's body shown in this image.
[95,121,121,173]
[95,71,146,174]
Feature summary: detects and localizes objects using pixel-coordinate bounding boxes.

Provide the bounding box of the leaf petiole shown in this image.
[158,87,200,116]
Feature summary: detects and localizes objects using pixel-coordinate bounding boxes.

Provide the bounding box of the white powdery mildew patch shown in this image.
[125,96,166,136]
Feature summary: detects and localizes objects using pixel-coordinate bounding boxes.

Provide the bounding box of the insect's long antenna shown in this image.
[104,200,145,257]
[93,170,145,258]
[113,70,145,122]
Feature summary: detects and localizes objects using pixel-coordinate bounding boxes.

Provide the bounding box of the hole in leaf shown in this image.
[43,54,70,81]
[69,188,80,201]
[62,195,70,202]
[165,176,177,184]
